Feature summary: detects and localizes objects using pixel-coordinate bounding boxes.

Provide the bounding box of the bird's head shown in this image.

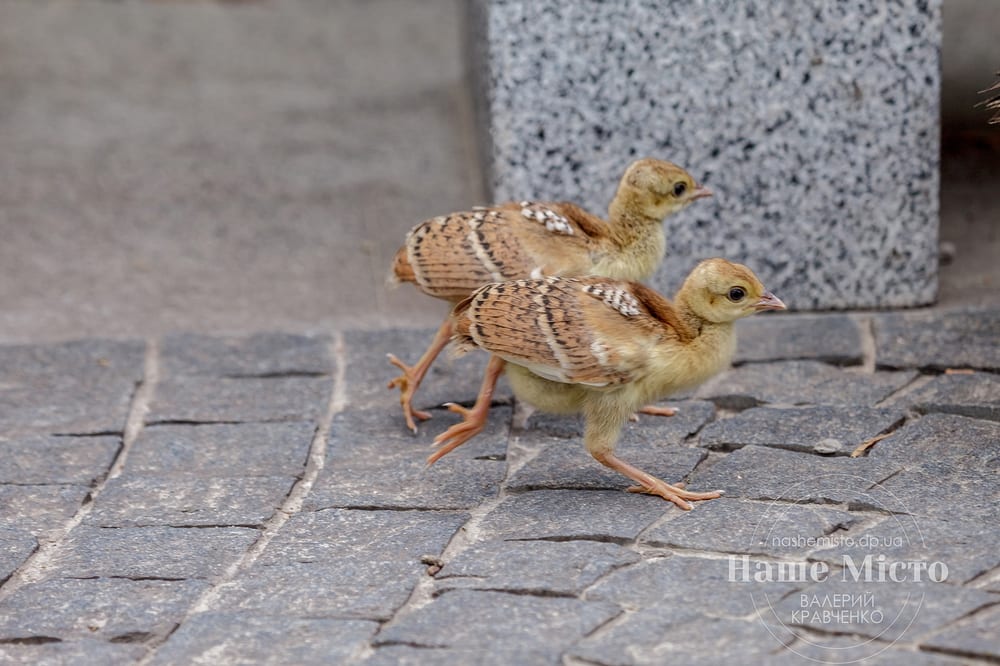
[613,158,712,221]
[678,258,786,324]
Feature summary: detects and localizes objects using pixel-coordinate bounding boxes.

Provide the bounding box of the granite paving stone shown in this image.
[374,589,620,657]
[508,400,713,491]
[435,539,639,596]
[148,375,329,424]
[0,381,135,437]
[869,463,999,523]
[122,422,315,478]
[0,527,37,584]
[0,484,90,536]
[698,406,906,455]
[584,554,800,617]
[212,509,465,619]
[306,407,508,510]
[771,579,997,643]
[0,339,144,384]
[149,614,378,666]
[160,332,333,378]
[767,635,973,665]
[251,509,465,568]
[0,435,120,484]
[900,372,1000,422]
[0,578,208,642]
[866,413,1000,517]
[620,400,717,442]
[343,329,513,414]
[0,339,144,436]
[640,498,858,557]
[519,399,714,441]
[874,307,1000,371]
[84,476,295,527]
[211,561,419,620]
[570,614,797,666]
[0,639,147,665]
[360,646,534,666]
[921,604,1000,661]
[733,313,864,365]
[869,413,1000,465]
[695,361,918,408]
[46,526,259,579]
[306,452,505,511]
[476,490,668,543]
[507,442,706,494]
[812,515,1000,585]
[514,411,587,440]
[691,445,904,506]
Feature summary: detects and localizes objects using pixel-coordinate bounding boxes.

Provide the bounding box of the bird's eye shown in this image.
[728,287,746,302]
[673,182,688,197]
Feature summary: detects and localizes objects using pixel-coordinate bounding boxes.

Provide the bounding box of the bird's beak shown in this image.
[690,185,713,200]
[754,291,786,311]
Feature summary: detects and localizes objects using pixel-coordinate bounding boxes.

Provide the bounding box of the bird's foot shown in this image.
[386,353,432,433]
[626,480,722,511]
[428,402,490,465]
[629,404,678,422]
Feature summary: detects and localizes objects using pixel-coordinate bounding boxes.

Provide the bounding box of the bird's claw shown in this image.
[427,402,487,465]
[632,404,679,421]
[626,483,722,511]
[386,353,432,433]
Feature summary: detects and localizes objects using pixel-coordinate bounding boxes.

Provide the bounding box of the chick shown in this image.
[435,259,786,510]
[388,158,712,432]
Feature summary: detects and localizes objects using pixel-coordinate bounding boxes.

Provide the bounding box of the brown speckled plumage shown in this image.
[437,259,787,510]
[453,276,670,387]
[387,158,711,433]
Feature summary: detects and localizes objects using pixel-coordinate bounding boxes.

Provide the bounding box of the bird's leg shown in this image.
[596,452,722,510]
[629,404,678,422]
[387,319,453,433]
[584,403,720,511]
[428,355,506,465]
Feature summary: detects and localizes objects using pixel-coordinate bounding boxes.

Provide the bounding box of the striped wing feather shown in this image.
[454,277,663,387]
[396,203,603,300]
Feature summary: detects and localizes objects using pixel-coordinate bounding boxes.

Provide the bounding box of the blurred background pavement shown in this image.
[0,0,997,344]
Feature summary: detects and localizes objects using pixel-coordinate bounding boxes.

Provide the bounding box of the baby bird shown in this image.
[388,158,711,432]
[436,259,786,510]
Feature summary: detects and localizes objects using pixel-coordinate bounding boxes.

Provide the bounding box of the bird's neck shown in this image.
[641,315,736,406]
[597,198,666,280]
[673,293,706,337]
[672,294,736,346]
[652,298,737,394]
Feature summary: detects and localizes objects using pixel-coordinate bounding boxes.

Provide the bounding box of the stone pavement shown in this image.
[1,309,998,665]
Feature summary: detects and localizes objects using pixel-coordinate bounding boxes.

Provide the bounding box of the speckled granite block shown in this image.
[470,0,941,309]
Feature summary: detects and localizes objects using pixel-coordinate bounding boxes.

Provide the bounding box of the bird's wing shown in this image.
[453,276,677,387]
[400,210,535,300]
[397,205,597,300]
[550,201,612,241]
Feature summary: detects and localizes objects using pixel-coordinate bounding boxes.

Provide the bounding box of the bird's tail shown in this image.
[386,245,416,288]
[449,293,478,356]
